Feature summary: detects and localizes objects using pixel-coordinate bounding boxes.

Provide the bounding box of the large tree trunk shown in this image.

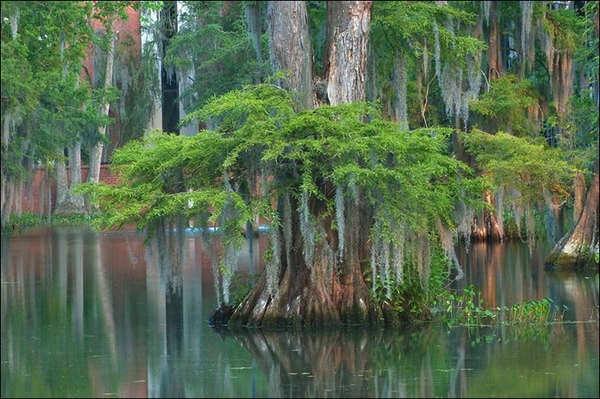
[229,192,382,328]
[323,1,372,106]
[227,0,379,328]
[267,1,314,110]
[545,159,599,270]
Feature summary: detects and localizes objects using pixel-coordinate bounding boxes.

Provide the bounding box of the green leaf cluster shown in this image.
[469,74,538,137]
[463,129,577,205]
[163,1,268,117]
[82,84,485,240]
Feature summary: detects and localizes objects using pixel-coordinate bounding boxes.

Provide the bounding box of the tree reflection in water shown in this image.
[218,319,598,398]
[1,228,597,398]
[145,219,186,398]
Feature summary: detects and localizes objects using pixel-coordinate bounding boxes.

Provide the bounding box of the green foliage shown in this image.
[463,129,576,206]
[3,212,97,234]
[164,1,268,118]
[469,75,538,136]
[433,284,563,327]
[81,84,485,306]
[542,5,584,52]
[374,1,481,62]
[371,1,486,126]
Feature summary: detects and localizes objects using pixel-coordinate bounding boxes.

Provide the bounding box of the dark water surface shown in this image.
[1,226,598,398]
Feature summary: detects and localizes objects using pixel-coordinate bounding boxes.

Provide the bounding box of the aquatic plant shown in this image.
[433,284,565,327]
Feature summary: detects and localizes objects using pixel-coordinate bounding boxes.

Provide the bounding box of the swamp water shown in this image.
[1,226,598,398]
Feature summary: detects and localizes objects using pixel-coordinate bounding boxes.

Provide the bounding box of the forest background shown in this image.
[1,1,598,327]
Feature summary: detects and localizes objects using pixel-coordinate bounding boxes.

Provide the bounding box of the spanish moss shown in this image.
[392,225,405,286]
[440,62,463,121]
[511,189,524,241]
[420,233,431,290]
[9,9,19,39]
[462,51,483,126]
[282,193,293,269]
[543,188,560,244]
[482,1,491,27]
[525,204,536,246]
[456,201,474,253]
[437,219,464,280]
[266,218,281,296]
[382,234,391,299]
[393,50,409,130]
[335,185,346,261]
[299,189,315,267]
[434,21,441,79]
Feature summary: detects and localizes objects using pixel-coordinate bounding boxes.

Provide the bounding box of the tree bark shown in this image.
[267,1,314,110]
[545,159,599,270]
[323,1,372,106]
[487,1,501,80]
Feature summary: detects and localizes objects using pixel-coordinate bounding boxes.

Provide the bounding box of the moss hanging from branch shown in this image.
[437,219,463,280]
[482,1,491,27]
[266,216,281,297]
[335,185,345,261]
[282,193,293,270]
[392,226,405,286]
[299,188,315,268]
[434,21,442,80]
[419,232,431,291]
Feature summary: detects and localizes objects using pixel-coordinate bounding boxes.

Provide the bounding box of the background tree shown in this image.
[1,1,136,224]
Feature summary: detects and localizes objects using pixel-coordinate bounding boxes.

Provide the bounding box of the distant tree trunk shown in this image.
[160,0,179,134]
[55,31,83,215]
[69,141,82,192]
[88,32,118,184]
[244,1,263,83]
[573,172,586,222]
[487,1,502,80]
[266,1,314,110]
[55,159,68,207]
[228,0,380,328]
[545,159,599,270]
[55,141,86,216]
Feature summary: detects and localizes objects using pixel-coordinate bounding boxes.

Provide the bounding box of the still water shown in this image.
[1,226,598,398]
